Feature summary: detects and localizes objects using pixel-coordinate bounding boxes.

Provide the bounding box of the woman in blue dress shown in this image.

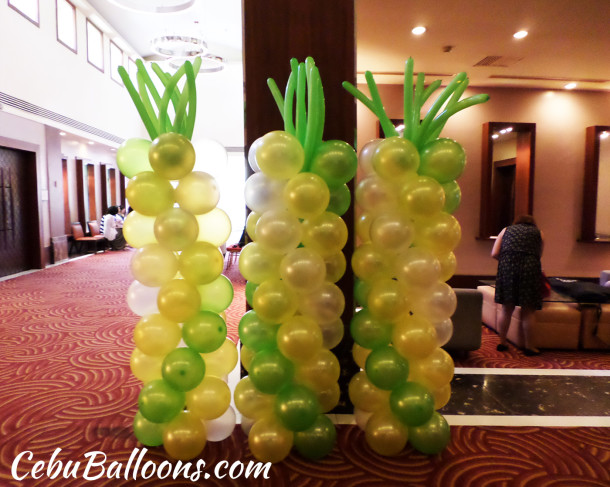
[491,215,544,355]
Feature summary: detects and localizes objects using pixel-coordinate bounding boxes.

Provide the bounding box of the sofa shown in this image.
[477,285,582,349]
[443,288,483,355]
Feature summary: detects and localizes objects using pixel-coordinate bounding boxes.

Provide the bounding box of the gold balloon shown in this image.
[126,171,175,216]
[248,416,294,464]
[133,314,181,356]
[195,208,232,247]
[324,251,346,283]
[256,130,305,180]
[348,371,389,412]
[367,278,409,321]
[392,314,438,360]
[234,377,275,419]
[186,376,231,420]
[301,211,348,258]
[246,211,261,240]
[318,318,344,349]
[356,212,373,243]
[315,382,341,413]
[131,244,178,287]
[438,251,457,282]
[149,132,196,181]
[154,208,199,251]
[283,172,330,219]
[123,211,157,248]
[351,242,391,282]
[238,242,282,284]
[410,348,455,390]
[298,282,345,325]
[201,339,238,377]
[163,411,207,461]
[240,345,255,372]
[157,279,201,323]
[277,315,323,362]
[175,171,220,215]
[371,136,420,181]
[295,349,341,389]
[414,212,461,254]
[178,242,224,285]
[352,343,371,369]
[399,175,446,219]
[431,384,451,409]
[252,279,297,324]
[279,247,326,292]
[369,212,414,253]
[394,247,441,288]
[254,209,302,254]
[130,347,163,383]
[365,409,408,456]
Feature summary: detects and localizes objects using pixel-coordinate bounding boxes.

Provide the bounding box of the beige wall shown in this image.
[355,84,610,278]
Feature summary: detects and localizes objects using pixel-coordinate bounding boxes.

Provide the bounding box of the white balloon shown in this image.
[354,408,373,430]
[247,137,263,173]
[205,406,236,442]
[240,415,255,435]
[244,172,286,213]
[126,280,159,316]
[192,138,228,173]
[434,318,454,347]
[358,139,383,176]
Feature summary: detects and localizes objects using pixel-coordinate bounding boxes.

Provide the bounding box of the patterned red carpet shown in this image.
[0,250,608,486]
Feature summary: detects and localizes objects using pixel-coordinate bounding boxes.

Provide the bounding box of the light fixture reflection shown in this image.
[513,30,528,39]
[564,82,577,90]
[412,26,426,35]
[151,35,208,57]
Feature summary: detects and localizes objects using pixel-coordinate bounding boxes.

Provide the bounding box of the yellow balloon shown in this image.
[133,314,181,356]
[130,347,162,383]
[295,349,340,389]
[157,279,201,323]
[126,171,175,216]
[301,212,348,257]
[175,171,220,215]
[431,384,451,409]
[256,130,305,180]
[277,315,323,362]
[246,211,261,240]
[254,209,302,254]
[163,410,207,461]
[283,172,330,219]
[352,343,371,369]
[369,212,414,253]
[367,278,409,321]
[348,371,390,412]
[234,377,275,419]
[410,348,455,390]
[394,247,441,289]
[324,251,346,283]
[154,208,199,251]
[131,244,178,287]
[392,314,438,360]
[248,416,294,464]
[315,382,341,413]
[371,136,420,180]
[195,208,232,247]
[123,211,157,248]
[238,242,282,284]
[178,242,224,285]
[149,132,196,181]
[399,175,446,219]
[413,212,461,254]
[365,409,408,456]
[202,339,238,377]
[351,242,391,281]
[438,251,457,282]
[280,247,326,292]
[186,376,231,420]
[240,345,255,372]
[356,212,373,243]
[252,279,297,324]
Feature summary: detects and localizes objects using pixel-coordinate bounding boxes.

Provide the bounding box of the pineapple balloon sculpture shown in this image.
[116,58,237,461]
[342,58,489,456]
[237,57,358,463]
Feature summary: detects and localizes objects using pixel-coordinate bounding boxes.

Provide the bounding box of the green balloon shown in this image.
[326,184,351,216]
[408,412,451,454]
[274,384,320,432]
[197,275,234,313]
[294,414,337,460]
[419,138,466,184]
[442,180,461,214]
[238,310,279,351]
[389,381,435,427]
[116,138,153,179]
[162,347,205,391]
[365,346,409,390]
[126,171,175,216]
[182,311,227,353]
[354,279,371,307]
[245,281,259,307]
[133,410,164,446]
[350,308,392,350]
[249,349,294,394]
[310,140,358,188]
[138,379,185,423]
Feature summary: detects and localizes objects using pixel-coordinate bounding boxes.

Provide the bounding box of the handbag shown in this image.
[541,271,551,298]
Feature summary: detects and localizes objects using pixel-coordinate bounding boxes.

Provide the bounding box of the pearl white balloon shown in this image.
[434,318,454,347]
[205,406,236,442]
[126,280,160,316]
[244,172,286,213]
[192,138,228,173]
[247,137,263,173]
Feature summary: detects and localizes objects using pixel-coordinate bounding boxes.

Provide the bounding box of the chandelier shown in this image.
[107,0,195,13]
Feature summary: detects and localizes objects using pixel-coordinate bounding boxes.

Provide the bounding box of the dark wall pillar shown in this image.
[243,0,357,412]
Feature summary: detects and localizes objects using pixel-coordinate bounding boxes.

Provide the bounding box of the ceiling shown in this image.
[83,0,610,92]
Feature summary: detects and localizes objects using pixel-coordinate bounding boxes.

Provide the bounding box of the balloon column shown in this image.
[237,58,357,463]
[343,59,489,455]
[116,58,237,460]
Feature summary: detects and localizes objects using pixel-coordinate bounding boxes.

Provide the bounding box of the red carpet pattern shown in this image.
[0,251,609,486]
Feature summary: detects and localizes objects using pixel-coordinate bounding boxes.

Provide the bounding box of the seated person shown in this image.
[103,206,126,250]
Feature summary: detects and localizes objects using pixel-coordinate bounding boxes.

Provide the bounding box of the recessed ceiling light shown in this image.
[59,132,66,136]
[492,134,499,139]
[564,82,577,90]
[600,131,609,140]
[88,141,95,145]
[412,26,426,35]
[513,30,528,39]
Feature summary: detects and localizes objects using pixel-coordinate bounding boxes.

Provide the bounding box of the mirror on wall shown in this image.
[479,122,536,238]
[581,125,610,242]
